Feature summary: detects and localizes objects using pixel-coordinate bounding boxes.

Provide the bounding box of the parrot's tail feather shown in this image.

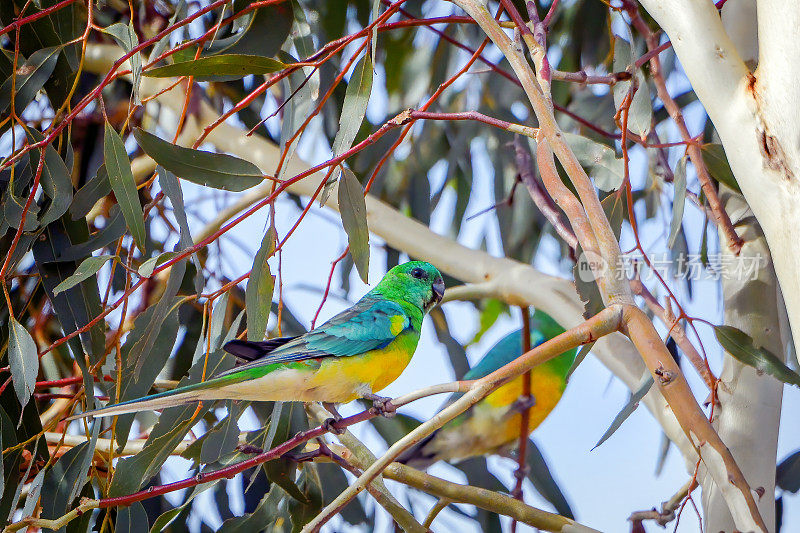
[64,384,215,421]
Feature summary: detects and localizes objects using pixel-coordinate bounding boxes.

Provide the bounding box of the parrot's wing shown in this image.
[226,336,298,363]
[218,298,409,375]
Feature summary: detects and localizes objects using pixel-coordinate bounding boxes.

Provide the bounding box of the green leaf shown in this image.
[102,22,141,105]
[8,318,38,409]
[714,325,800,387]
[104,122,146,252]
[593,373,654,449]
[567,341,594,381]
[70,164,110,220]
[526,439,574,519]
[26,128,73,227]
[573,247,606,319]
[151,1,187,61]
[130,259,186,379]
[470,299,507,345]
[0,46,60,116]
[133,128,263,192]
[564,133,624,191]
[316,463,368,525]
[116,502,149,533]
[40,440,95,526]
[246,227,276,341]
[145,54,286,81]
[321,52,373,202]
[21,468,45,519]
[158,166,203,293]
[264,402,309,502]
[612,37,652,138]
[668,156,687,249]
[53,254,115,295]
[701,143,741,193]
[113,299,182,447]
[338,169,370,283]
[601,192,624,241]
[198,405,241,464]
[137,251,179,278]
[219,485,287,533]
[209,1,293,57]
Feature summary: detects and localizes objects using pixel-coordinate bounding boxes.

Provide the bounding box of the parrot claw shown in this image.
[364,393,396,418]
[323,417,346,435]
[510,395,536,413]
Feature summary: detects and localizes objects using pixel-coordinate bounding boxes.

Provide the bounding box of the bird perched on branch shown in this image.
[398,310,576,468]
[67,261,444,421]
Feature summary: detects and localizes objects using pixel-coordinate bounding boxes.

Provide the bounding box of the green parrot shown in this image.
[68,261,444,420]
[398,310,576,468]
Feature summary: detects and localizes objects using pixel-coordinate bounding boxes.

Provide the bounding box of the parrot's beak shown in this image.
[431,278,445,305]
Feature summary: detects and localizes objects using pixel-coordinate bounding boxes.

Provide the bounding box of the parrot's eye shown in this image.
[410,267,426,279]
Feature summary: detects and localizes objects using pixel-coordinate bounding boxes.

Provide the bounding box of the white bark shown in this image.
[721,0,758,68]
[637,0,800,362]
[701,189,785,532]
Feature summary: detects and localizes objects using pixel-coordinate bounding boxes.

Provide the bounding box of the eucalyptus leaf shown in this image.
[0,46,60,115]
[593,373,654,449]
[321,52,373,202]
[715,325,800,387]
[53,254,115,295]
[338,169,370,283]
[145,54,286,81]
[70,164,110,220]
[668,156,687,249]
[564,133,624,191]
[102,22,141,104]
[8,318,38,409]
[134,128,263,191]
[246,227,276,341]
[138,251,179,278]
[612,37,652,138]
[105,122,146,252]
[526,439,573,519]
[701,143,741,193]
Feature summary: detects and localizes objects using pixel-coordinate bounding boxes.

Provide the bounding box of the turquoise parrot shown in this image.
[68,261,444,420]
[399,310,576,467]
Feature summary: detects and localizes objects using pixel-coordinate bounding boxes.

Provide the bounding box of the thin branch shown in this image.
[382,463,600,533]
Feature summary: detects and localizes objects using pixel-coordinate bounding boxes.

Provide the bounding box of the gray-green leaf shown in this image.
[668,156,687,249]
[613,37,652,138]
[701,143,741,193]
[246,227,275,341]
[715,325,800,387]
[105,122,146,252]
[0,46,60,115]
[53,255,115,295]
[134,128,263,192]
[338,169,370,283]
[8,318,38,409]
[145,54,286,81]
[102,22,141,105]
[564,133,624,191]
[593,373,654,449]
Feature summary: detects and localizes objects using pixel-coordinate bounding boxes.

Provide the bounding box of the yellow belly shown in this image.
[424,370,566,461]
[218,338,416,404]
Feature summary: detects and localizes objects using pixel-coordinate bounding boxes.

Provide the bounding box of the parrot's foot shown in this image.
[323,417,346,435]
[235,443,264,455]
[321,402,346,435]
[510,394,536,413]
[363,393,396,418]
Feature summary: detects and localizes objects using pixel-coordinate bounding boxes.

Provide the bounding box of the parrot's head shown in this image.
[379,261,445,313]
